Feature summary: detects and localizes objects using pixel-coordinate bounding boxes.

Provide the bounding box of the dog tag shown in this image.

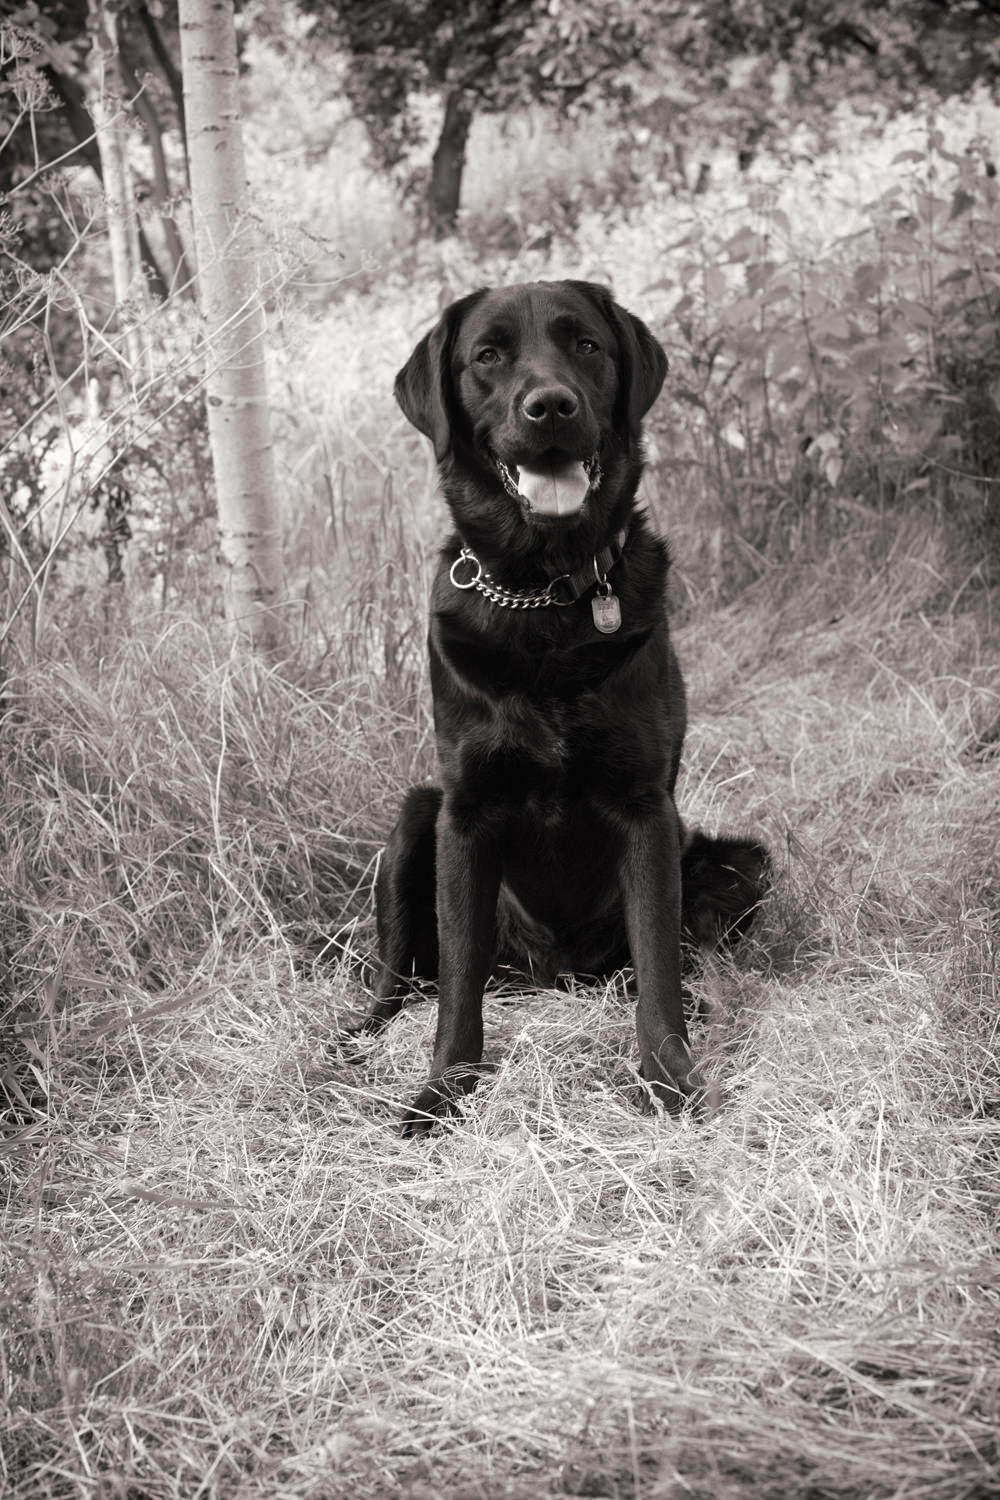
[592,590,622,634]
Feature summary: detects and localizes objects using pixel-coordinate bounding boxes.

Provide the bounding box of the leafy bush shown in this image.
[639,122,1000,598]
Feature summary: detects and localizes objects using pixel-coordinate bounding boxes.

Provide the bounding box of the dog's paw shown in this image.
[330,1014,384,1065]
[401,1083,461,1138]
[401,1068,483,1138]
[639,1037,705,1116]
[681,831,770,949]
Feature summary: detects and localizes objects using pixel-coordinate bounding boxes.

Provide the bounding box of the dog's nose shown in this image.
[522,385,579,423]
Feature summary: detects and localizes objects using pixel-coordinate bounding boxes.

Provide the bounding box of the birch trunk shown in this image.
[177,0,285,655]
[86,0,149,377]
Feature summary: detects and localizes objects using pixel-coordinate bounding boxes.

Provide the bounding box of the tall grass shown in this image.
[3,78,1000,1500]
[4,552,997,1497]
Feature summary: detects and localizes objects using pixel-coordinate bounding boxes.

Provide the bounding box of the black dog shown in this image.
[359,280,767,1134]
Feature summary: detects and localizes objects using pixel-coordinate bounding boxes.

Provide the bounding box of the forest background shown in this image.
[2,2,1000,1497]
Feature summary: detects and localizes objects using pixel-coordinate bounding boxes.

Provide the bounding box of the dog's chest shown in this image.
[456,689,647,818]
[472,692,573,772]
[516,695,571,766]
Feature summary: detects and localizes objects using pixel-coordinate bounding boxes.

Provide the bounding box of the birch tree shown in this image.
[86,0,149,376]
[177,0,285,655]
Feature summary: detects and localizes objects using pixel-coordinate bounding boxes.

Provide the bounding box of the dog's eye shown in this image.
[475,347,501,365]
[577,338,599,354]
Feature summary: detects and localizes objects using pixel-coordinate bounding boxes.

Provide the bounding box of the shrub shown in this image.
[639,119,1000,599]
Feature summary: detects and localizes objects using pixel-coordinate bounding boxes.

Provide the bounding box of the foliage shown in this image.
[0,5,301,638]
[292,0,664,172]
[0,167,212,622]
[705,0,1000,103]
[3,25,1000,1500]
[283,0,1000,218]
[1,0,189,311]
[638,120,1000,598]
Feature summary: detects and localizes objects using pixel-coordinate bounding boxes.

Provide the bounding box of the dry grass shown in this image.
[3,509,998,1499]
[4,77,1000,1500]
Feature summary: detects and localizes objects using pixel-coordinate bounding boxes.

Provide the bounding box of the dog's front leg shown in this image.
[402,802,500,1136]
[620,795,702,1112]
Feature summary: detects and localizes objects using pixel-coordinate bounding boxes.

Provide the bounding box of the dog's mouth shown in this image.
[493,452,602,519]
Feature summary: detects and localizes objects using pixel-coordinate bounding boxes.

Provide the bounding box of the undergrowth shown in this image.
[3,500,999,1499]
[2,77,1000,1500]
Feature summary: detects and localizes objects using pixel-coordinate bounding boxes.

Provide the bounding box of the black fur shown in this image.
[358,281,768,1133]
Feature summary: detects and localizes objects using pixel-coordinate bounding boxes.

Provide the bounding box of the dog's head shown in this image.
[394,281,667,533]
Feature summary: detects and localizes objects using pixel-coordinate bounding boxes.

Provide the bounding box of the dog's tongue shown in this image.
[517,460,590,517]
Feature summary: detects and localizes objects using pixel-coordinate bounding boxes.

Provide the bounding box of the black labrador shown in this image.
[357,280,767,1134]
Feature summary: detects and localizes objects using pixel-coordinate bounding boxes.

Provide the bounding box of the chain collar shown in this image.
[448,528,629,610]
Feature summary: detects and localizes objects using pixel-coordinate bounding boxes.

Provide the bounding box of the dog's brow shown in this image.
[470,322,515,348]
[549,310,603,339]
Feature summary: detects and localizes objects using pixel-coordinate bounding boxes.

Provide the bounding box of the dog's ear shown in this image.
[571,281,668,453]
[394,291,485,463]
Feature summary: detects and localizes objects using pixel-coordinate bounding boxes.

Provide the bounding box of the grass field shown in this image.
[3,78,1000,1500]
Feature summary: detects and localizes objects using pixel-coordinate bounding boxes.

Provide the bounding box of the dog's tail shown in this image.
[680,831,770,950]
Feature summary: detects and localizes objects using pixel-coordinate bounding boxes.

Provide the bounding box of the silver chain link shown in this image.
[449,549,573,609]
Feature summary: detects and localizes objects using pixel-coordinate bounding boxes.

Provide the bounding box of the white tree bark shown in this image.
[86,0,148,378]
[177,0,285,655]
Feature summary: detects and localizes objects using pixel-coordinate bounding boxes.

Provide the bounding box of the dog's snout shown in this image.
[522,385,579,424]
